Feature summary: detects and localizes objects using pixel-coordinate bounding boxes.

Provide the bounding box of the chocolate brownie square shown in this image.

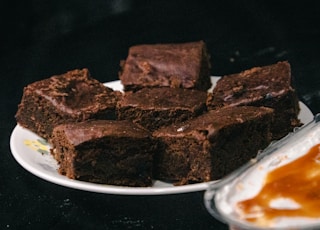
[50,120,156,187]
[117,87,208,131]
[207,61,301,139]
[15,68,119,140]
[119,41,211,91]
[152,106,274,185]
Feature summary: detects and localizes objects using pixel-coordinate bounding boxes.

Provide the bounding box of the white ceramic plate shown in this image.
[10,77,314,195]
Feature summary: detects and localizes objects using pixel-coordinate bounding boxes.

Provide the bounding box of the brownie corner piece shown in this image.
[119,40,211,91]
[207,61,301,140]
[152,106,274,185]
[50,120,156,187]
[15,68,119,140]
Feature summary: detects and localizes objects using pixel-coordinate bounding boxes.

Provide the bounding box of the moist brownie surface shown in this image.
[207,61,301,139]
[119,41,211,91]
[152,106,274,185]
[15,68,119,140]
[51,120,155,187]
[58,120,150,146]
[117,87,208,131]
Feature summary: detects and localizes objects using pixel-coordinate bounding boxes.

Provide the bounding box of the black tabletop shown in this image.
[1,1,320,229]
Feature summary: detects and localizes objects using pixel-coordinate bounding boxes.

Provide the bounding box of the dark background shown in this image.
[1,1,320,229]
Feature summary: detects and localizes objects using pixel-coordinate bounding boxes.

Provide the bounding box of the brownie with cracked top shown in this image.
[15,68,119,141]
[119,40,211,91]
[51,120,156,187]
[117,87,208,131]
[152,106,274,185]
[207,61,301,139]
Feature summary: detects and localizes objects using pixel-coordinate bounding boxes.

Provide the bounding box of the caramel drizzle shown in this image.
[237,144,320,225]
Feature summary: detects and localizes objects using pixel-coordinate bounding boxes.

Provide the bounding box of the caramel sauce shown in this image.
[237,143,320,225]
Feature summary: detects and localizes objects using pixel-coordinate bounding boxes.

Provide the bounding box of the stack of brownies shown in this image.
[15,41,301,186]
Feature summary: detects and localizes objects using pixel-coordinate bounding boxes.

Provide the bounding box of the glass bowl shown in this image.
[204,114,320,230]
